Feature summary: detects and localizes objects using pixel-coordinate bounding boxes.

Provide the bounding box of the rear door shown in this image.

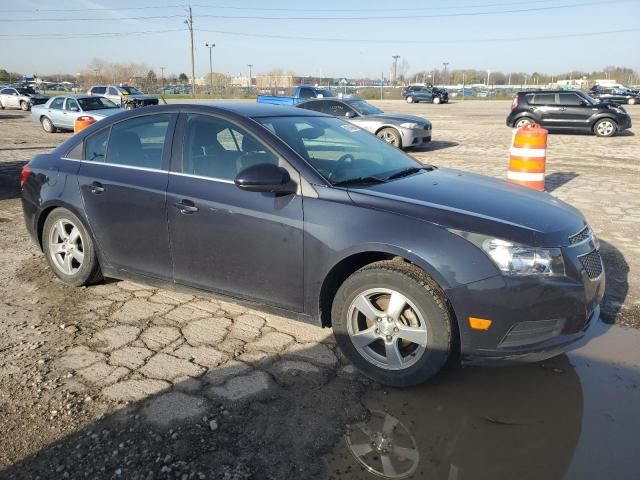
[46,97,66,126]
[557,92,592,129]
[529,93,559,127]
[166,112,304,311]
[77,112,177,279]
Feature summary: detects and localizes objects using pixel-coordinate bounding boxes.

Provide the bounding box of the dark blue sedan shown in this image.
[20,103,605,386]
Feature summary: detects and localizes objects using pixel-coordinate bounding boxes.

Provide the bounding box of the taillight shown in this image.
[20,164,32,188]
[511,96,519,110]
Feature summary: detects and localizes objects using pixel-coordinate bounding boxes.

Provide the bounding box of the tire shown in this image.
[515,117,533,128]
[593,118,617,137]
[41,116,55,133]
[20,101,30,111]
[628,98,636,105]
[406,96,414,104]
[331,260,453,387]
[433,96,441,105]
[376,128,402,149]
[42,208,102,286]
[0,101,4,110]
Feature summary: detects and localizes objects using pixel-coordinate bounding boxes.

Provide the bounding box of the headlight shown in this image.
[400,122,423,129]
[450,230,565,277]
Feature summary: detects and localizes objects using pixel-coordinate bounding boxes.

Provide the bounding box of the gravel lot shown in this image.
[0,100,638,479]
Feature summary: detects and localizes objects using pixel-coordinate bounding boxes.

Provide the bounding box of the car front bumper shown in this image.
[446,245,606,364]
[400,126,432,147]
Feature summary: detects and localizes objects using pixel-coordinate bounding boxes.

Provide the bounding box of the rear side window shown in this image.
[321,100,350,117]
[91,87,106,95]
[530,94,556,105]
[181,113,277,181]
[299,101,324,112]
[558,93,583,106]
[85,128,110,162]
[106,114,172,170]
[107,87,119,96]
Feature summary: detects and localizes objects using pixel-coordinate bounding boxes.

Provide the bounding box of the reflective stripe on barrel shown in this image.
[507,124,547,191]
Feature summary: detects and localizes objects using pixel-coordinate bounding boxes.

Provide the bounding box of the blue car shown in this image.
[30,95,122,133]
[20,104,604,386]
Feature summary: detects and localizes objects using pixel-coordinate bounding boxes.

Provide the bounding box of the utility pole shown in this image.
[205,43,215,96]
[160,66,165,91]
[391,55,400,85]
[185,6,196,99]
[381,72,384,100]
[462,72,465,102]
[247,64,253,92]
[442,62,449,86]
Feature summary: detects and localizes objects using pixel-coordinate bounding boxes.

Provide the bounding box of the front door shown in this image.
[167,112,304,311]
[557,92,592,129]
[529,93,559,127]
[77,113,176,279]
[61,97,79,129]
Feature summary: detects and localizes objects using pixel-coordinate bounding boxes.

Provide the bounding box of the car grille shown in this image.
[578,250,603,280]
[569,225,591,245]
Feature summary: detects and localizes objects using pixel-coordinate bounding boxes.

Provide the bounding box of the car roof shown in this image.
[199,102,325,118]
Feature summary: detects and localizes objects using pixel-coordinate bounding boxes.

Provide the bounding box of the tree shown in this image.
[178,73,189,84]
[145,69,157,90]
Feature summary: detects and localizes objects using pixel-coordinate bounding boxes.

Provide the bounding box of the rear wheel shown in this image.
[42,208,102,286]
[331,260,453,387]
[41,116,55,133]
[515,117,533,128]
[406,96,414,104]
[433,96,441,105]
[376,128,402,149]
[20,101,30,111]
[593,118,617,137]
[628,98,636,105]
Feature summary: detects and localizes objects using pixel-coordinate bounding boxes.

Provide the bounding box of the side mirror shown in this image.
[345,110,357,118]
[235,163,296,194]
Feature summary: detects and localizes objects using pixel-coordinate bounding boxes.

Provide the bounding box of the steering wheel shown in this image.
[328,153,355,180]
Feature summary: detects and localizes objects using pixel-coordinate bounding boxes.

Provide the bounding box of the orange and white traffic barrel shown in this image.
[74,115,96,134]
[507,123,547,191]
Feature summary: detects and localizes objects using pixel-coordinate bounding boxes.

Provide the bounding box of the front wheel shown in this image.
[628,98,636,105]
[331,260,453,387]
[593,118,617,137]
[42,208,102,286]
[20,101,30,111]
[376,128,402,149]
[433,96,441,105]
[515,117,533,128]
[406,96,414,104]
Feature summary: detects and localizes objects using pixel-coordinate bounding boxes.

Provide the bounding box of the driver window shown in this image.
[107,87,119,96]
[322,101,349,117]
[182,114,278,181]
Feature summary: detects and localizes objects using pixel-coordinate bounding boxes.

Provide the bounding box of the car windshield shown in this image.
[78,97,119,111]
[256,115,422,185]
[119,86,143,95]
[348,100,383,115]
[17,87,36,95]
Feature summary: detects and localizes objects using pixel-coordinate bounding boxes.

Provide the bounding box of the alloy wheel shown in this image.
[516,118,532,128]
[596,120,614,136]
[48,219,85,275]
[347,288,428,371]
[378,131,399,146]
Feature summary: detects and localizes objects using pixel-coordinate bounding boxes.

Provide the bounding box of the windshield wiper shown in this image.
[385,166,434,181]
[334,176,387,187]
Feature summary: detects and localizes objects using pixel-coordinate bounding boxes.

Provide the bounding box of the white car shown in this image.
[0,86,49,111]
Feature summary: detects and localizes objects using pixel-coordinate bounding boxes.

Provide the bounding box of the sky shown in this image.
[2,0,639,79]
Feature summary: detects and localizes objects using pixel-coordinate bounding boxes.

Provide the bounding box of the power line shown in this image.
[194,27,640,44]
[0,0,631,22]
[0,29,185,39]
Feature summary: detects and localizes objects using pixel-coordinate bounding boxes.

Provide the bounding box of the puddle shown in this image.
[326,321,640,480]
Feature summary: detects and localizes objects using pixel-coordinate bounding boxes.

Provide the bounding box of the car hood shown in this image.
[124,94,156,100]
[359,113,430,126]
[346,167,585,247]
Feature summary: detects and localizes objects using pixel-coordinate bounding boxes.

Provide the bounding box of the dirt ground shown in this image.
[0,100,639,479]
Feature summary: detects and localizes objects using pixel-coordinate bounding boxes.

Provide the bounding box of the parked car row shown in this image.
[588,84,640,105]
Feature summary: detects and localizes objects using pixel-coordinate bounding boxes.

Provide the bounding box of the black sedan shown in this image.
[21,104,604,386]
[588,85,640,105]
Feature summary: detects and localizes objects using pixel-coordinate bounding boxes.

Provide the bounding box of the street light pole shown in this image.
[160,66,165,91]
[442,62,449,86]
[392,55,400,85]
[205,43,215,96]
[247,64,253,92]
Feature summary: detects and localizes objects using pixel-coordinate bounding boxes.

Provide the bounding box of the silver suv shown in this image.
[87,85,159,109]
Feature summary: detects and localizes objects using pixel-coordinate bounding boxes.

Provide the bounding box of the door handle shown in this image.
[559,107,567,111]
[174,199,199,214]
[90,181,105,194]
